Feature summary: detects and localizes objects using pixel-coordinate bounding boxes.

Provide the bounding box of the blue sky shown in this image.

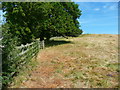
[0,2,118,34]
[76,2,118,34]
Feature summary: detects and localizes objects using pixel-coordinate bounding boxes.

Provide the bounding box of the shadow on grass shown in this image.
[45,40,73,47]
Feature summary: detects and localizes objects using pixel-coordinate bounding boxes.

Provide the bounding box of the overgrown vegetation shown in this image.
[2,24,40,88]
[2,23,18,87]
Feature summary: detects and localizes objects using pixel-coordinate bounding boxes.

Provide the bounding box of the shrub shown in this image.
[2,23,19,87]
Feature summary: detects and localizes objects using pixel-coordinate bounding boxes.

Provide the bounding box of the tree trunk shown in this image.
[62,35,68,39]
[40,37,44,41]
[46,37,50,42]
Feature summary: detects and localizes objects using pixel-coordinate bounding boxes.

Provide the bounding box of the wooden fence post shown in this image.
[38,40,40,49]
[40,40,45,49]
[42,40,45,49]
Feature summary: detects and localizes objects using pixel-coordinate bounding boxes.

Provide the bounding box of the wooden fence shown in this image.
[1,38,45,86]
[6,39,42,78]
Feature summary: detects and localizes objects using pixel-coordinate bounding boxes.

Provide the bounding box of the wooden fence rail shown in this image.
[1,37,45,86]
[6,39,41,78]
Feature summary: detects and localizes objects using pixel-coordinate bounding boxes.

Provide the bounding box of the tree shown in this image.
[2,2,83,44]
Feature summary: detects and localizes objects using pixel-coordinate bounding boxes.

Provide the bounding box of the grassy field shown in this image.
[11,34,119,88]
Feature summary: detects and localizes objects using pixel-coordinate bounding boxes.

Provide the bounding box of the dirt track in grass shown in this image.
[18,34,119,88]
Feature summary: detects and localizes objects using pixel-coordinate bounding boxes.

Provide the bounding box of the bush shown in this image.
[1,23,40,87]
[2,23,19,87]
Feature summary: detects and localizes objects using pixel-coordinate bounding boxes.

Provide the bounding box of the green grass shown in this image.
[10,34,119,88]
[9,56,39,88]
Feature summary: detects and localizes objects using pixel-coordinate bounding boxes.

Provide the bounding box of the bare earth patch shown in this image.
[16,34,119,88]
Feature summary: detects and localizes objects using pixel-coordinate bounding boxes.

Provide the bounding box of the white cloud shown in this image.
[78,20,87,24]
[109,4,117,10]
[94,8,100,11]
[78,18,91,24]
[103,4,117,10]
[103,5,108,8]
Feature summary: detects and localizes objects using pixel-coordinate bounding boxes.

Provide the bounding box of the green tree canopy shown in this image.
[2,2,83,44]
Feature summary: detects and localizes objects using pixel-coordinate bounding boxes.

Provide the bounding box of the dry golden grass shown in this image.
[12,34,119,88]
